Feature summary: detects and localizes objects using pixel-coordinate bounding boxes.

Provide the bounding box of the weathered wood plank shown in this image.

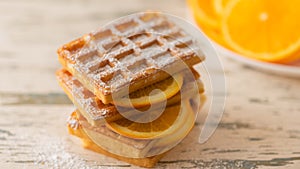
[0,98,299,168]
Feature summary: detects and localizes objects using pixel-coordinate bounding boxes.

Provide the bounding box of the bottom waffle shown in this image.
[68,119,165,168]
[77,98,194,158]
[68,93,205,158]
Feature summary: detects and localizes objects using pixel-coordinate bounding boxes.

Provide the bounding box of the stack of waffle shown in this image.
[56,13,205,168]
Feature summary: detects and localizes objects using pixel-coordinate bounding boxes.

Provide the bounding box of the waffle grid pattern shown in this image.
[62,13,203,95]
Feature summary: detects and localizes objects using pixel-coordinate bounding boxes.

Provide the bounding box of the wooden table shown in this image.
[1,0,300,168]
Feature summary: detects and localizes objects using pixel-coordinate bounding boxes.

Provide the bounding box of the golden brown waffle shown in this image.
[75,111,153,158]
[56,69,204,126]
[57,13,204,104]
[68,98,195,158]
[57,69,121,124]
[67,112,165,168]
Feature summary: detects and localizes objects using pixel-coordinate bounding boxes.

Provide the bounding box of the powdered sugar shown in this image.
[63,13,203,96]
[67,115,79,130]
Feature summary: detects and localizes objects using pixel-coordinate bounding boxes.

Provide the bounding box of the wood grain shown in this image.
[0,0,300,168]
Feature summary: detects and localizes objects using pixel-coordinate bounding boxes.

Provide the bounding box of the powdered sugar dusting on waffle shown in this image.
[59,13,204,97]
[57,70,118,121]
[72,81,117,120]
[67,115,79,130]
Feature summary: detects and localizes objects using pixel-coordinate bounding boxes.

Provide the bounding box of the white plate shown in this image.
[214,43,300,78]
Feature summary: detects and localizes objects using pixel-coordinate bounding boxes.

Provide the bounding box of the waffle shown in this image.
[57,69,121,124]
[57,12,204,104]
[67,113,165,168]
[76,111,153,158]
[56,69,204,126]
[68,96,195,158]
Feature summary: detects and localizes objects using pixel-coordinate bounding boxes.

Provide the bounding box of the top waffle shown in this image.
[57,12,204,104]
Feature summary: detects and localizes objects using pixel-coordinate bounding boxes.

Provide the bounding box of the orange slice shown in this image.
[187,0,219,29]
[213,0,230,16]
[113,73,183,108]
[222,0,300,63]
[152,100,195,147]
[187,0,226,46]
[106,100,192,139]
[200,25,227,47]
